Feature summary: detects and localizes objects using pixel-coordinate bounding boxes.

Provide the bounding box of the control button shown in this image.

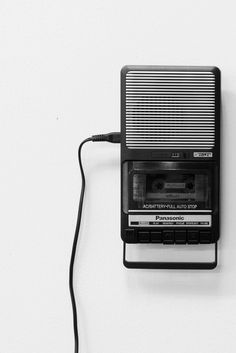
[187,230,199,244]
[150,231,162,243]
[138,231,150,243]
[125,229,137,243]
[200,231,212,244]
[175,230,187,244]
[163,230,174,244]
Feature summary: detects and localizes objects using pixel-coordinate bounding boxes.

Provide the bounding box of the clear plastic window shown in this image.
[122,161,212,213]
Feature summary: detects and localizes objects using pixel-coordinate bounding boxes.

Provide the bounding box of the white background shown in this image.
[0,1,235,352]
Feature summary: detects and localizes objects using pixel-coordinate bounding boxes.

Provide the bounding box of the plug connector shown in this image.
[91,132,121,143]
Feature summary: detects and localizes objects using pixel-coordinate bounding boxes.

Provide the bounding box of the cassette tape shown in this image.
[133,170,209,206]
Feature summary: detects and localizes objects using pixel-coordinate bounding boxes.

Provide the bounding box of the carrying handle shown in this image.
[123,242,217,270]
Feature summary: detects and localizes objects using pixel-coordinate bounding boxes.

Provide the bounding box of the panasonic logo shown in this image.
[156,215,184,221]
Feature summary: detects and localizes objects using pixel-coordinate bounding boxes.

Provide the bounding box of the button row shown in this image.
[125,229,212,244]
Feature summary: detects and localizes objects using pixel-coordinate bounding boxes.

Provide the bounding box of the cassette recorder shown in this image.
[121,65,220,269]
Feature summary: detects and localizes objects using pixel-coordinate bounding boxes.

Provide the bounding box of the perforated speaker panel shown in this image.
[125,70,216,149]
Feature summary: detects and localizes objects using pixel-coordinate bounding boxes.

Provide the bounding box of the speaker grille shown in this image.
[125,70,215,149]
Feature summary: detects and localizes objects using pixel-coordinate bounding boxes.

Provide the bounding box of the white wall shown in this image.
[0,1,235,352]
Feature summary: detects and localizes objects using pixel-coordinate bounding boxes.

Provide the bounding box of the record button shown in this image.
[163,230,174,244]
[125,229,137,243]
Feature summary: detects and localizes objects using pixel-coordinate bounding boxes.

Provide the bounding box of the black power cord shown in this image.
[69,132,121,353]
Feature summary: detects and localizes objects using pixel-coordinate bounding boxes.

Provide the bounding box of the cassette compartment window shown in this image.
[122,161,213,213]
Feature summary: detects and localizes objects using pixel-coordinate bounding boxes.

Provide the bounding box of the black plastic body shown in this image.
[120,65,221,269]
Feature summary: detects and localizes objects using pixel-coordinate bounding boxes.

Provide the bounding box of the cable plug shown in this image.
[91,132,121,143]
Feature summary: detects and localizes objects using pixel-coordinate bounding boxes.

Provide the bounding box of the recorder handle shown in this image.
[123,242,217,270]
